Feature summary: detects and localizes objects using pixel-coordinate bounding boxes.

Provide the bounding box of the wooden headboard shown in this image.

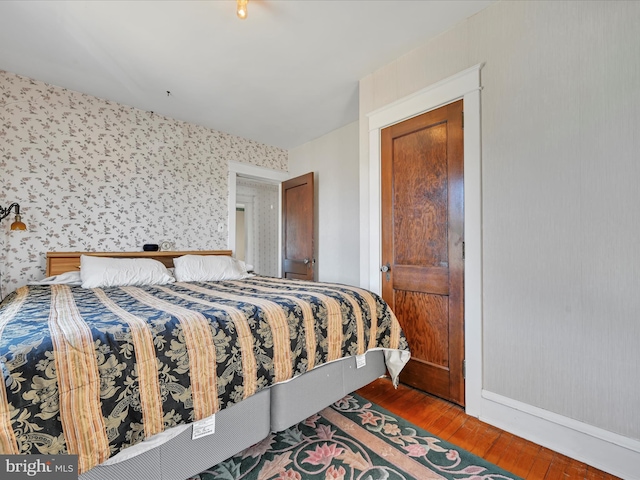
[46,250,233,276]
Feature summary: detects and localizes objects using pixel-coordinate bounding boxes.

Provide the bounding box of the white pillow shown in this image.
[238,260,254,273]
[173,255,250,282]
[29,271,83,286]
[80,255,176,289]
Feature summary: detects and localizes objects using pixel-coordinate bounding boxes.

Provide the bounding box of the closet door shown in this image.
[381,100,465,405]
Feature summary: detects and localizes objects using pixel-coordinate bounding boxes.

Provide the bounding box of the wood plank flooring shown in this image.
[356,378,620,480]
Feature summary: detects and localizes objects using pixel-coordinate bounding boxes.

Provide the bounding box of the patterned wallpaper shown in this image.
[236,178,279,277]
[0,70,288,296]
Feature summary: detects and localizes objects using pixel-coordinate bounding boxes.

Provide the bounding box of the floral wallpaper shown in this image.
[0,70,288,297]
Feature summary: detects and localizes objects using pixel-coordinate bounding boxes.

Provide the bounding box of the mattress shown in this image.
[0,276,409,475]
[80,351,390,480]
[80,388,270,480]
[270,349,388,432]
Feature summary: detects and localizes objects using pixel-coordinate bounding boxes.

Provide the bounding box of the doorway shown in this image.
[381,100,464,405]
[365,65,482,414]
[236,177,278,277]
[235,203,251,263]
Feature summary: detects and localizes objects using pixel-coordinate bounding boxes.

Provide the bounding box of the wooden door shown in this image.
[381,100,465,405]
[282,172,314,280]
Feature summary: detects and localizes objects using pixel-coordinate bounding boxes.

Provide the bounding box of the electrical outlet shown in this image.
[217,223,224,233]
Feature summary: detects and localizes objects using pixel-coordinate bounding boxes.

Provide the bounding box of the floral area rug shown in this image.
[191,393,521,480]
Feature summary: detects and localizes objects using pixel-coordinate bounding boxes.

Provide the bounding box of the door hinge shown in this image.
[462,241,465,260]
[462,111,464,129]
[463,359,466,379]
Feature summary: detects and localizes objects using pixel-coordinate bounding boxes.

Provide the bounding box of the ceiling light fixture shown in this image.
[237,0,248,20]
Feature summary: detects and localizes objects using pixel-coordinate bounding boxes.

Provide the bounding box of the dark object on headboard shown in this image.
[143,244,159,251]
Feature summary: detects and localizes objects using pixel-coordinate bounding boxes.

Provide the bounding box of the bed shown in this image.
[0,250,410,480]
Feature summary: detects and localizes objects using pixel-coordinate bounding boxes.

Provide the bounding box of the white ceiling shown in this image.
[0,0,493,149]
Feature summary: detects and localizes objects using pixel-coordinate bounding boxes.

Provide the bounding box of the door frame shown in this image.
[364,64,483,415]
[228,161,289,277]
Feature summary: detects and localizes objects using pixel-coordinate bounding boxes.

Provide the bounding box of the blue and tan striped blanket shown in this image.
[0,276,408,474]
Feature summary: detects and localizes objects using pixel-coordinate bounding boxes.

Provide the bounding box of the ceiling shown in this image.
[0,0,493,150]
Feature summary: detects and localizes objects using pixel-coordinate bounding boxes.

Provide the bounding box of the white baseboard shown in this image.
[480,390,640,479]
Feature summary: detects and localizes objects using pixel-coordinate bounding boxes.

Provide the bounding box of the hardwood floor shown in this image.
[356,378,620,480]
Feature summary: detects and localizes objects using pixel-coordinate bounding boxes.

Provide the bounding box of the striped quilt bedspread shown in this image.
[0,276,409,474]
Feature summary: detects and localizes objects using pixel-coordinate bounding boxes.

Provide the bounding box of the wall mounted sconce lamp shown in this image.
[0,203,27,230]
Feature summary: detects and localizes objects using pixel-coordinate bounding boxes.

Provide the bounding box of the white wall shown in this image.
[289,122,359,286]
[359,0,640,475]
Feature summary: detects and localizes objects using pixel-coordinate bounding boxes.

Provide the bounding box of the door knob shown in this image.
[380,263,391,282]
[303,258,310,265]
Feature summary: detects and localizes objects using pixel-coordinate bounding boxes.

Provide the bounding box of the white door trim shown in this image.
[364,64,483,414]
